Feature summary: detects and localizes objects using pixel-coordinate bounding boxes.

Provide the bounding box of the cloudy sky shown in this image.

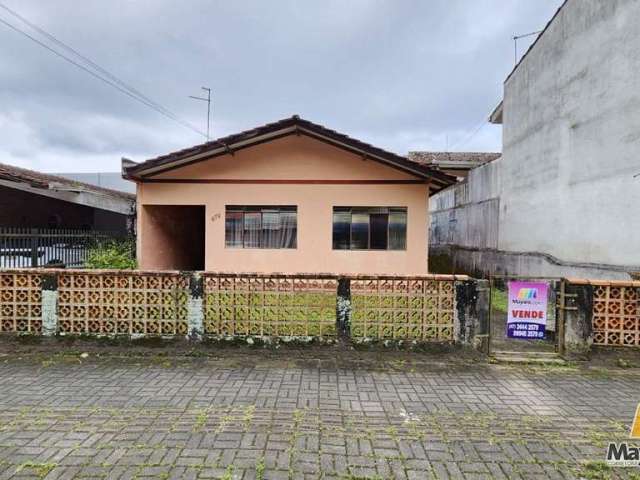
[0,0,562,173]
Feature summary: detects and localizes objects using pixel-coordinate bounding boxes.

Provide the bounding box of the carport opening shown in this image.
[142,205,205,270]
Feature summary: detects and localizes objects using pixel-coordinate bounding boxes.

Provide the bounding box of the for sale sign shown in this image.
[506,281,548,340]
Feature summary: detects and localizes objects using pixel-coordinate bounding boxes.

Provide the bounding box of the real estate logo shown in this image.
[605,404,640,467]
[517,288,538,300]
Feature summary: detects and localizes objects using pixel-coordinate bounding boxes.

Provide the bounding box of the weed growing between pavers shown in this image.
[255,456,265,480]
[0,405,631,479]
[221,464,234,480]
[15,462,57,479]
[573,460,612,479]
[193,409,208,432]
[0,356,638,479]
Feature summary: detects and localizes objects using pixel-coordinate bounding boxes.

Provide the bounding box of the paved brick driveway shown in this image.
[0,350,638,479]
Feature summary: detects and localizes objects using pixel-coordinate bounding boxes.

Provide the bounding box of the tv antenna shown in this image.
[513,31,542,65]
[189,87,212,140]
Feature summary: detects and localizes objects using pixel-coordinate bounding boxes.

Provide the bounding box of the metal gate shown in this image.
[488,276,567,357]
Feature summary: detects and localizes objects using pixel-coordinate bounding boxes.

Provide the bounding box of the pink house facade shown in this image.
[122,116,455,275]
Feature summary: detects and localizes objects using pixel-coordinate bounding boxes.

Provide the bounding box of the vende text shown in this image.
[511,310,545,319]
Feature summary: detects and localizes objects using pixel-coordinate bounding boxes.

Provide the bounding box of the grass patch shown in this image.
[221,465,235,480]
[256,457,265,480]
[491,288,508,313]
[574,461,612,480]
[15,462,57,479]
[193,409,208,432]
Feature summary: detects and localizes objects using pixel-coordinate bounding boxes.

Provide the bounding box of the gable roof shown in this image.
[408,151,501,171]
[122,115,457,194]
[0,162,134,200]
[0,162,135,215]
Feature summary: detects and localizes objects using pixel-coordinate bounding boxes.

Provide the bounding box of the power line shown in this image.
[0,3,169,114]
[450,29,543,151]
[0,5,206,138]
[449,110,494,151]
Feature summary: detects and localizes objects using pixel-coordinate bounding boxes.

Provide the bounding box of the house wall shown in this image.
[429,0,640,280]
[137,135,430,275]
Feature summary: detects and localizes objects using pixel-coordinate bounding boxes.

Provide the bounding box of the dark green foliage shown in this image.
[85,240,136,270]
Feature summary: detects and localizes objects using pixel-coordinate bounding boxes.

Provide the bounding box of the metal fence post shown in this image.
[30,228,39,267]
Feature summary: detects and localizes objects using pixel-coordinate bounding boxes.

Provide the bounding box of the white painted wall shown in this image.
[430,0,640,277]
[500,0,640,267]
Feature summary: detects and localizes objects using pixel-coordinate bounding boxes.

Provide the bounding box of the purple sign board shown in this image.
[507,281,549,340]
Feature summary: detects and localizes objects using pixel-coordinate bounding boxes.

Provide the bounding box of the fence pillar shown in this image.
[41,273,58,336]
[455,278,489,353]
[336,277,351,337]
[187,272,204,341]
[562,282,593,358]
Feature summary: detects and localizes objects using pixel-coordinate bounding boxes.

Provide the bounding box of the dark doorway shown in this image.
[142,205,205,270]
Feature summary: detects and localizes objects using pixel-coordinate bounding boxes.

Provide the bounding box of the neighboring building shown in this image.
[122,115,455,274]
[0,162,135,233]
[55,172,136,194]
[429,0,640,279]
[408,152,500,181]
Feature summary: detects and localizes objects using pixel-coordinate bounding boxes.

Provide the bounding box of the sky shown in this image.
[0,0,563,173]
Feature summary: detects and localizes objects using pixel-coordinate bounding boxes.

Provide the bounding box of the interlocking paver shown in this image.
[0,352,637,479]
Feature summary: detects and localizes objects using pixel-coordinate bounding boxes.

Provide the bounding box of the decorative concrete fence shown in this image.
[0,269,489,347]
[350,277,456,341]
[563,278,640,353]
[202,274,338,338]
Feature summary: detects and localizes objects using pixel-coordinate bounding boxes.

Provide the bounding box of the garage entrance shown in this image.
[141,205,205,270]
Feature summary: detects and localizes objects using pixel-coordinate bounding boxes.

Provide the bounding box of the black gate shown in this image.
[0,227,126,268]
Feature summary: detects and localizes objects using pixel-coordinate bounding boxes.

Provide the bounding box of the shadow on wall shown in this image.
[142,205,205,270]
[429,252,458,275]
[428,244,636,281]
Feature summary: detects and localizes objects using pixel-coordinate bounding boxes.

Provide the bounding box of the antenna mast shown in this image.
[512,31,542,65]
[189,87,212,140]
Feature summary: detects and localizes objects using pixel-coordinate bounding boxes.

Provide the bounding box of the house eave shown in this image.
[0,178,134,215]
[489,101,503,125]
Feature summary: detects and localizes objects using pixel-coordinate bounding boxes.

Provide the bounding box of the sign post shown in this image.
[507,281,549,340]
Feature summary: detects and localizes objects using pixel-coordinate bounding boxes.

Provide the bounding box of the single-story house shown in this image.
[0,162,135,233]
[122,116,456,274]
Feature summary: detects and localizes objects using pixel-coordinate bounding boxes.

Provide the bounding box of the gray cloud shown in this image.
[0,0,563,172]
